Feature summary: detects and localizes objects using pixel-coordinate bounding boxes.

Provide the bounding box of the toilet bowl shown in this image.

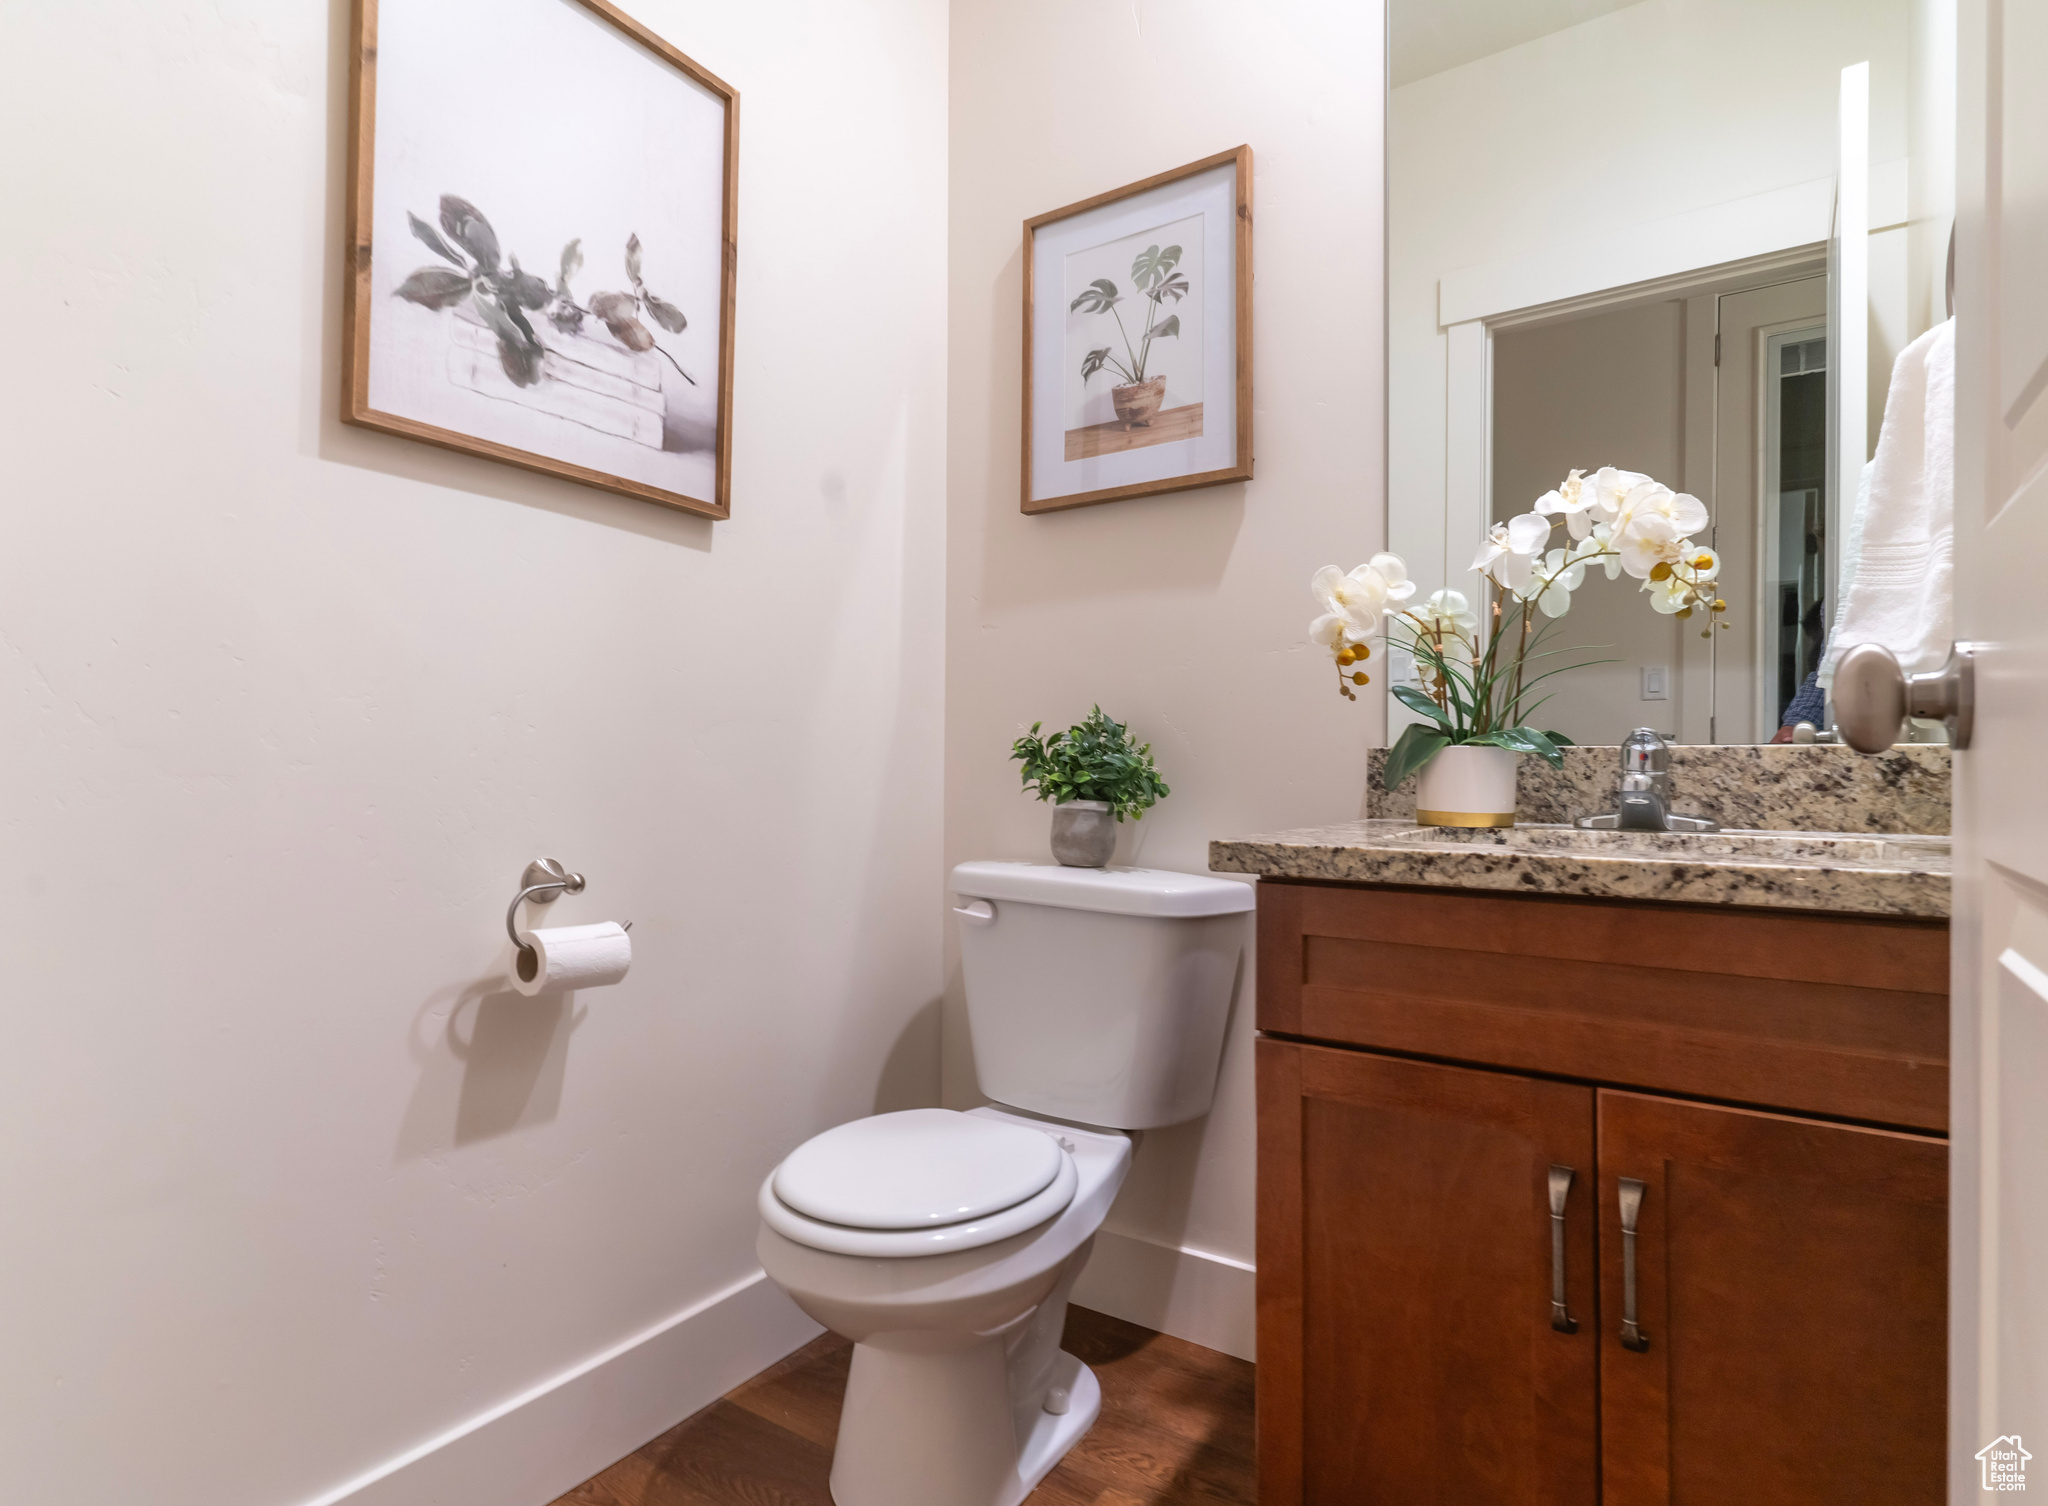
[756,1107,1131,1506]
[756,862,1253,1506]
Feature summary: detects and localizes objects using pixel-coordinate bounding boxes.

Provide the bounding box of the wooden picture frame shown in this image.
[344,0,739,520]
[1021,146,1253,515]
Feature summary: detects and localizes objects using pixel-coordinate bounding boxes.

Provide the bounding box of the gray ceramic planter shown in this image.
[1050,799,1116,867]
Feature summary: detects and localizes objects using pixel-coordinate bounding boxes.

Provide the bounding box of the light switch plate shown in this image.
[1641,665,1670,701]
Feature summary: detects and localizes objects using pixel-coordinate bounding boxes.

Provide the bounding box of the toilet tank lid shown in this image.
[951,860,1255,918]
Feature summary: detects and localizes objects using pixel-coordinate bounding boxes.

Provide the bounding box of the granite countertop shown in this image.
[1208,819,1952,919]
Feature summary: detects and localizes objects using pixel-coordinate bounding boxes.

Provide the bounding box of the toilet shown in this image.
[755,859,1254,1506]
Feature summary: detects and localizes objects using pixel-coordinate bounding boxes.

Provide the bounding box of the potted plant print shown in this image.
[1010,707,1171,867]
[1310,467,1729,827]
[1070,243,1190,430]
[394,195,696,391]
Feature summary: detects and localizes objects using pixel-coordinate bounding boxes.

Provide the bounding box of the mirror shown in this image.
[1387,0,1956,744]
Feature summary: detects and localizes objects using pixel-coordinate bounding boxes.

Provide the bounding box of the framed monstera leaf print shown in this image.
[1021,147,1253,514]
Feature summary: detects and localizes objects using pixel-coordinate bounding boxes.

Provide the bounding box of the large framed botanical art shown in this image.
[1021,146,1252,515]
[344,0,737,520]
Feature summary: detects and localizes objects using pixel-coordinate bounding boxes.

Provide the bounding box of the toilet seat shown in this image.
[775,1108,1064,1228]
[760,1109,1079,1258]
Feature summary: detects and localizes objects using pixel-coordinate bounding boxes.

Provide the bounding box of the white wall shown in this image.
[0,3,947,1503]
[946,0,1386,1360]
[1389,0,1913,640]
[1908,0,1958,337]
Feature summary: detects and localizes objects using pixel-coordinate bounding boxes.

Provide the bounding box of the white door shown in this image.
[1950,0,2048,1493]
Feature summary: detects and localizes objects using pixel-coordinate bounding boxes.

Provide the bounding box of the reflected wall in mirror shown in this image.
[1387,0,1957,744]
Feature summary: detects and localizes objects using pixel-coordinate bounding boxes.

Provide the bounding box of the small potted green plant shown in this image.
[1010,707,1171,867]
[1070,243,1189,430]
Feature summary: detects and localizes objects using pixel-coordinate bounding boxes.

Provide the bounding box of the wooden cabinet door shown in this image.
[1597,1090,1946,1504]
[1258,1039,1598,1505]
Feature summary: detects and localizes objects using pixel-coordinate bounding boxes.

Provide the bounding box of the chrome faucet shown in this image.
[1576,729,1719,833]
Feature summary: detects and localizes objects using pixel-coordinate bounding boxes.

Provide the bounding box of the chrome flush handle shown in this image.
[1547,1165,1579,1334]
[1618,1177,1650,1352]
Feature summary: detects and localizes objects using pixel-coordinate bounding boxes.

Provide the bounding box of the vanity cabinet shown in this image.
[1254,879,1950,1505]
[1594,1090,1946,1502]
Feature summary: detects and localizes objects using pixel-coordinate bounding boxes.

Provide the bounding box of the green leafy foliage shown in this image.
[1070,244,1190,388]
[1383,724,1451,791]
[1130,243,1182,290]
[391,197,697,387]
[502,257,552,311]
[408,212,465,267]
[1376,583,1614,786]
[1391,683,1450,728]
[438,195,500,272]
[1069,279,1121,315]
[393,267,473,311]
[643,295,689,334]
[1010,706,1171,823]
[1467,727,1562,761]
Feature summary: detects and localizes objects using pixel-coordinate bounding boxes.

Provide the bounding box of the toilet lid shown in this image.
[771,1109,1064,1230]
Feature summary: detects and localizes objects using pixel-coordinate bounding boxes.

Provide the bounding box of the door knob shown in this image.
[1832,642,1976,752]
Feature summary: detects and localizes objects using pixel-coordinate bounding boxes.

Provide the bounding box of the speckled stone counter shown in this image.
[1208,820,1951,919]
[1367,743,1951,836]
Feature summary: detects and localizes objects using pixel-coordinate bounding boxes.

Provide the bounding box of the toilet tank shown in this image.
[950,861,1255,1130]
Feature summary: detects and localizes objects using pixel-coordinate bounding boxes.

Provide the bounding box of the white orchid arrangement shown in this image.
[1310,467,1729,789]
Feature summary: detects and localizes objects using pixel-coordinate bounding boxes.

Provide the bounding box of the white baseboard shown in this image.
[1070,1228,1256,1362]
[298,1270,823,1506]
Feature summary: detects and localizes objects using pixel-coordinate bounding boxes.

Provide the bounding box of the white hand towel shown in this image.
[1821,318,1955,684]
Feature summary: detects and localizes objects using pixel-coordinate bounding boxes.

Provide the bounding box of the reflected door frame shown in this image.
[1755,318,1832,736]
[1706,279,1831,745]
[1410,245,1825,746]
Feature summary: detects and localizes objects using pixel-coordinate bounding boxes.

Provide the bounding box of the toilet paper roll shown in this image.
[510,922,632,997]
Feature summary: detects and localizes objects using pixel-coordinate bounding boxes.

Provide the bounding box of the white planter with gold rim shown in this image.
[1414,745,1518,828]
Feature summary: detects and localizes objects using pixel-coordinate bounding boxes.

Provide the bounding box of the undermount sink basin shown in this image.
[1392,824,1952,870]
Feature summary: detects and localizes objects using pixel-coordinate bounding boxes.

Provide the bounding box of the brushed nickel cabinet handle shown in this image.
[1547,1165,1580,1334]
[1618,1177,1650,1352]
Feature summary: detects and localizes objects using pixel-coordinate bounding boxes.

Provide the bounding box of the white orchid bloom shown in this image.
[1531,546,1586,617]
[1535,469,1604,540]
[1409,587,1479,641]
[1472,512,1551,592]
[1612,481,1709,538]
[1643,573,1692,614]
[1581,522,1623,579]
[1367,552,1417,603]
[1309,612,1362,647]
[1614,511,1691,578]
[1308,561,1389,645]
[1611,487,1710,579]
[1581,466,1651,525]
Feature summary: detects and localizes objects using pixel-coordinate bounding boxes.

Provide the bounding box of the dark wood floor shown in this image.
[551,1305,1255,1506]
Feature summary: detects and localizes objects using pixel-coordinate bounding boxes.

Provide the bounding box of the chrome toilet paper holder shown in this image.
[506,858,587,965]
[507,857,586,944]
[505,857,631,971]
